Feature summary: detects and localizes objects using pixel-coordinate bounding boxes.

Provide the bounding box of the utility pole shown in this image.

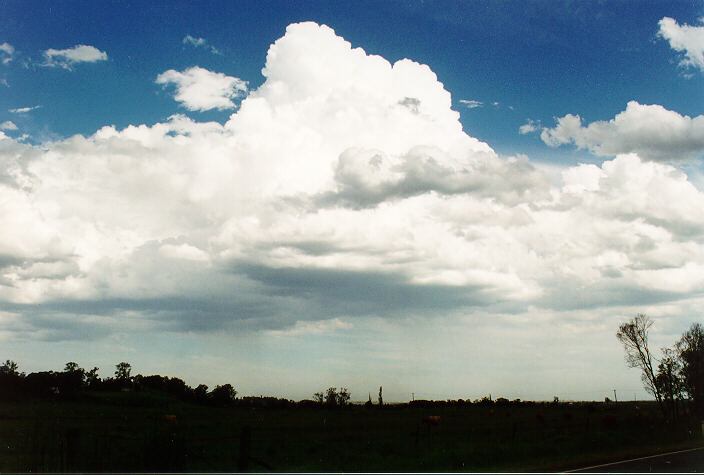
[411,392,414,401]
[613,389,618,402]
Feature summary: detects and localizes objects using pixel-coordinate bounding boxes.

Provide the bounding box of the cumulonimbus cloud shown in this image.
[43,44,108,69]
[156,66,248,111]
[658,17,704,72]
[1,22,704,342]
[539,101,704,161]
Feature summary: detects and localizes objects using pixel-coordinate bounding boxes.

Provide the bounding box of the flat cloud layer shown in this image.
[2,22,704,342]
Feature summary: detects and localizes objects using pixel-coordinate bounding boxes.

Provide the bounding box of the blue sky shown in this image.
[4,1,702,157]
[1,1,704,401]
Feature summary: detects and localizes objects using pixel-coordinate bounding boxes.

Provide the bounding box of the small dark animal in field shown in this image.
[423,415,440,427]
[415,415,441,447]
[412,415,441,448]
[161,414,177,423]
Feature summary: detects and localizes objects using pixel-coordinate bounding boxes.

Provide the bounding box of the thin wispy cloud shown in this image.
[0,121,17,131]
[9,105,40,113]
[0,42,15,64]
[43,44,108,69]
[459,99,483,109]
[183,35,222,55]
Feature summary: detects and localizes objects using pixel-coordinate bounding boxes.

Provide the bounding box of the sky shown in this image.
[1,0,704,402]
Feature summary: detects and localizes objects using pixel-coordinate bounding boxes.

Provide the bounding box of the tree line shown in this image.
[0,360,245,407]
[617,315,703,421]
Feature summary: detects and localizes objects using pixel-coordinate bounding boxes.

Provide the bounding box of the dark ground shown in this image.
[0,392,702,472]
[567,446,704,473]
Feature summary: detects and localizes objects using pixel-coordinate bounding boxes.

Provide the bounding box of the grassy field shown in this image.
[0,391,701,472]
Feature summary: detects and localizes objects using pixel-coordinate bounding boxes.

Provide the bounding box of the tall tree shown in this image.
[337,387,350,406]
[85,367,101,388]
[209,384,237,406]
[115,362,132,381]
[64,362,81,373]
[325,387,338,406]
[677,323,704,418]
[617,314,665,416]
[655,346,683,420]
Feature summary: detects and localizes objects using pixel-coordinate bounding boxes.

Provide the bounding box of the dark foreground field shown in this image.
[1,392,702,472]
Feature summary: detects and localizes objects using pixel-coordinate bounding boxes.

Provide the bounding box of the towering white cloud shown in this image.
[540,101,704,161]
[1,22,704,343]
[156,66,248,111]
[43,45,108,69]
[658,17,704,72]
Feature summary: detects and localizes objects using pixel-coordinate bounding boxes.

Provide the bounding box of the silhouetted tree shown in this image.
[85,367,101,388]
[60,362,86,397]
[166,377,188,397]
[476,396,494,406]
[209,383,237,406]
[313,391,324,405]
[0,360,23,400]
[115,362,132,381]
[24,371,59,397]
[378,386,383,407]
[0,360,19,376]
[194,384,208,403]
[63,362,85,380]
[64,361,80,372]
[677,322,704,418]
[655,346,684,420]
[337,387,350,406]
[495,397,510,406]
[617,314,665,416]
[325,387,338,406]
